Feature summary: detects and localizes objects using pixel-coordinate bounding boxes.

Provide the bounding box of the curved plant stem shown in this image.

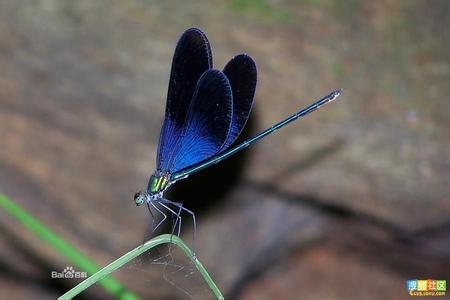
[59,234,224,299]
[0,193,138,299]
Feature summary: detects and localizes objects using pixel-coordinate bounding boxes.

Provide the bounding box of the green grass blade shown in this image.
[59,234,224,299]
[0,193,138,300]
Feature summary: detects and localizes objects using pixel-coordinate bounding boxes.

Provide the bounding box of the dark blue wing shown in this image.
[161,69,233,174]
[221,54,257,150]
[157,28,213,170]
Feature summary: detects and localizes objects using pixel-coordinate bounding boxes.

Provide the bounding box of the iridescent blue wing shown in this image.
[157,28,212,170]
[164,69,233,174]
[221,54,257,150]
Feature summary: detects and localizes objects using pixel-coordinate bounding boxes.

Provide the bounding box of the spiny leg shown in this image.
[150,202,186,269]
[147,202,156,230]
[162,202,183,273]
[143,202,157,243]
[155,200,196,282]
[151,201,187,276]
[145,201,172,264]
[150,201,167,234]
[158,198,197,256]
[156,201,182,238]
[175,204,182,237]
[169,202,183,237]
[168,201,183,237]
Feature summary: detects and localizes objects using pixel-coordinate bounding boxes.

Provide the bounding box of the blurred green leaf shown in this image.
[0,193,138,299]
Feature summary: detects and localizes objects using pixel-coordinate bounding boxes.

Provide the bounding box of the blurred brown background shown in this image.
[0,0,449,299]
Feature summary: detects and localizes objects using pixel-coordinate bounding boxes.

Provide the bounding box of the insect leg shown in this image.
[155,201,182,238]
[150,201,167,233]
[142,202,158,243]
[146,202,156,230]
[159,198,197,256]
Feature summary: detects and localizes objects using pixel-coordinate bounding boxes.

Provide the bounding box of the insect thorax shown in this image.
[148,172,170,194]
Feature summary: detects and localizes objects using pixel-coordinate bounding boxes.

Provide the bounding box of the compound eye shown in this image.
[133,192,145,206]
